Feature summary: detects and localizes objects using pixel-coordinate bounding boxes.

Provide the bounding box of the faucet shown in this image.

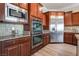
[11,27,16,36]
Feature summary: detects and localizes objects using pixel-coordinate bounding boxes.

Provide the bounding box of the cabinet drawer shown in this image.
[3,39,20,48]
[4,45,20,56]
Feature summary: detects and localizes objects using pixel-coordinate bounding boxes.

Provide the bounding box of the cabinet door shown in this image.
[72,35,77,46]
[20,41,30,56]
[45,12,50,28]
[19,3,28,10]
[57,12,64,16]
[0,3,5,21]
[37,4,43,18]
[64,33,73,44]
[73,12,79,25]
[64,11,72,26]
[42,13,46,26]
[30,3,38,17]
[5,45,20,56]
[43,34,49,46]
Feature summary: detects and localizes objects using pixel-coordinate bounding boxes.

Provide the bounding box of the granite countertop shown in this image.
[43,30,49,34]
[0,33,30,41]
[0,30,50,41]
[75,34,79,40]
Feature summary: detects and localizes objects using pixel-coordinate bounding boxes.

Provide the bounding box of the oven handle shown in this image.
[32,34,43,36]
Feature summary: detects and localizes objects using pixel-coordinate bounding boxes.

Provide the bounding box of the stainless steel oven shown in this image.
[5,3,28,23]
[31,18,43,49]
[32,19,42,34]
[32,34,43,48]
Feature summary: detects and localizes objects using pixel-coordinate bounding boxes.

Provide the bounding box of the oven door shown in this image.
[32,34,43,48]
[32,20,42,34]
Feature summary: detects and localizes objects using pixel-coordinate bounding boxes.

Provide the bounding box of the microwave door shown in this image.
[5,7,18,22]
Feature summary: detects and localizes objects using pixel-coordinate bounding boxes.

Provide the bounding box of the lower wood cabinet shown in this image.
[20,41,30,56]
[1,36,31,56]
[64,32,73,44]
[43,33,49,46]
[72,34,77,46]
[64,32,77,46]
[4,45,20,56]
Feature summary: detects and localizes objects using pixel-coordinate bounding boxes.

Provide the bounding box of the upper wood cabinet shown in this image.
[42,13,46,26]
[50,12,64,16]
[30,3,38,17]
[19,3,28,10]
[37,4,43,18]
[11,3,28,10]
[57,12,64,16]
[0,3,5,21]
[45,12,50,27]
[42,12,50,30]
[64,11,72,26]
[29,3,44,19]
[72,12,79,25]
[11,3,19,6]
[50,12,57,16]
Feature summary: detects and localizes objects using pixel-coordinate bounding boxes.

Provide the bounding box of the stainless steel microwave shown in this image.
[5,3,28,23]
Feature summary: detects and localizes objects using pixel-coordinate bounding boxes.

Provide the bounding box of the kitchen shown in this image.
[0,3,79,56]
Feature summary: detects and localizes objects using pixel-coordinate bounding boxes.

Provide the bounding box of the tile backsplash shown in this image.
[64,26,79,33]
[0,23,24,36]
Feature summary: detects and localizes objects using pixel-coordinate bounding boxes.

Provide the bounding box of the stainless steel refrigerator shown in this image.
[49,16,64,42]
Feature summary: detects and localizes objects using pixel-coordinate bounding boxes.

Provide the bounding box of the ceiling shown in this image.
[41,3,79,12]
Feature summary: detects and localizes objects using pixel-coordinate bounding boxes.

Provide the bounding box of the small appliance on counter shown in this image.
[31,17,43,49]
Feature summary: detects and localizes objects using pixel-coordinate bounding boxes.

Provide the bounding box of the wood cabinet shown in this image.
[0,3,5,21]
[19,3,28,10]
[42,13,46,26]
[72,12,79,25]
[1,36,31,56]
[43,33,49,46]
[37,4,43,19]
[20,37,30,56]
[50,12,64,16]
[45,12,50,29]
[30,3,38,17]
[64,32,73,44]
[57,12,64,16]
[4,45,20,56]
[64,11,72,26]
[29,3,44,19]
[72,34,77,46]
[43,12,50,30]
[20,42,30,56]
[64,32,77,46]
